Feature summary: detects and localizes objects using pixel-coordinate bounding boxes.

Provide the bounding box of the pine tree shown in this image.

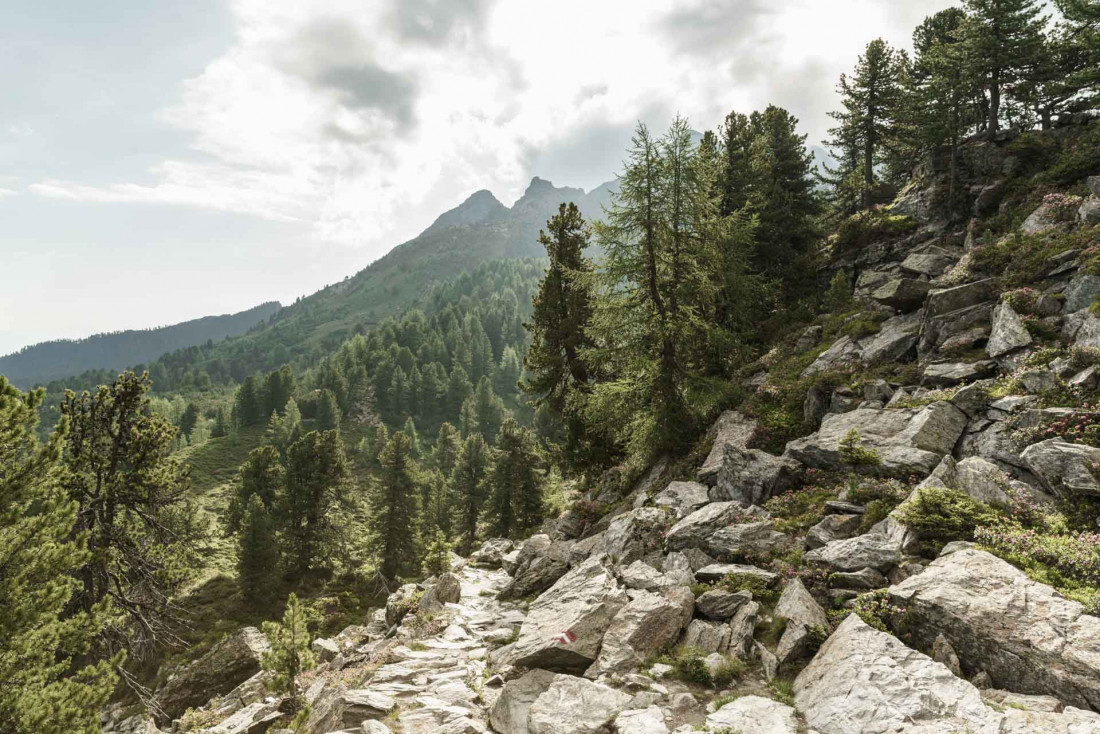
[470,376,506,442]
[422,529,452,577]
[433,422,462,478]
[718,111,755,216]
[59,371,204,658]
[488,419,545,538]
[402,416,421,457]
[367,431,421,579]
[362,423,389,468]
[212,407,229,438]
[263,365,296,416]
[826,39,904,210]
[282,429,349,576]
[316,388,341,431]
[1053,0,1100,110]
[450,433,490,553]
[234,374,265,427]
[237,494,279,608]
[270,397,302,455]
[961,0,1048,131]
[0,377,117,734]
[445,365,473,419]
[226,445,285,534]
[178,402,200,440]
[261,593,316,709]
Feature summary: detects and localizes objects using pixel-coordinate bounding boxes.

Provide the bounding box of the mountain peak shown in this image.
[423,189,507,235]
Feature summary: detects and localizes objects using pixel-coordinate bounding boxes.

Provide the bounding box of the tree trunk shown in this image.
[988,72,1001,132]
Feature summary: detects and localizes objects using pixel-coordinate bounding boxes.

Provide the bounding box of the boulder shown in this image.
[900,246,957,278]
[508,556,629,673]
[680,619,731,655]
[802,335,862,377]
[1021,438,1100,498]
[952,456,1015,506]
[665,502,755,552]
[1022,198,1075,234]
[927,278,997,316]
[489,669,558,734]
[706,695,798,734]
[612,706,669,734]
[1067,311,1100,349]
[594,507,671,566]
[711,446,798,506]
[774,578,829,665]
[153,627,269,722]
[471,538,514,568]
[651,481,710,519]
[305,686,396,733]
[311,637,339,663]
[1063,275,1100,314]
[784,403,967,478]
[872,278,932,312]
[695,589,751,621]
[694,563,778,586]
[888,548,1100,711]
[620,560,680,592]
[859,312,922,364]
[988,302,1033,358]
[526,676,633,734]
[499,535,571,600]
[804,528,904,572]
[697,411,757,485]
[586,587,694,677]
[661,552,697,587]
[419,572,462,613]
[1081,198,1100,226]
[726,600,760,659]
[794,614,1000,733]
[923,360,997,387]
[805,513,863,550]
[829,567,889,590]
[385,584,422,627]
[704,521,791,561]
[205,701,281,734]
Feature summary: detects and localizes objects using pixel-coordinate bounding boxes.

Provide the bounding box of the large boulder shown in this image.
[586,587,694,677]
[695,589,751,621]
[680,618,732,654]
[305,687,396,733]
[419,572,462,613]
[711,446,798,506]
[385,583,422,627]
[489,669,558,734]
[507,556,629,674]
[526,676,633,734]
[697,411,757,485]
[593,507,671,566]
[859,311,923,364]
[664,502,758,552]
[888,548,1100,711]
[499,535,572,600]
[774,578,829,665]
[153,627,269,722]
[704,520,791,561]
[651,481,709,519]
[923,360,997,387]
[1063,274,1100,314]
[613,706,669,734]
[988,302,1032,358]
[706,696,799,734]
[1021,438,1100,498]
[804,520,915,573]
[805,513,862,550]
[927,278,997,316]
[784,403,967,478]
[471,538,514,568]
[872,278,932,312]
[802,335,862,377]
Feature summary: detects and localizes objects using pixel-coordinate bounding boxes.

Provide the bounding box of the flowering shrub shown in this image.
[1028,407,1100,448]
[765,485,838,533]
[894,487,1001,542]
[1002,287,1042,314]
[976,523,1100,586]
[852,590,906,632]
[1040,192,1084,222]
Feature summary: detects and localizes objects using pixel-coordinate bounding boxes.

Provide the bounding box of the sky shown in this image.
[0,0,957,356]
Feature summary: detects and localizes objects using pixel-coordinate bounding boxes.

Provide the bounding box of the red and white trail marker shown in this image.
[553,630,576,646]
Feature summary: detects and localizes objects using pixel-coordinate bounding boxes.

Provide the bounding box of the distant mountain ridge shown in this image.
[0,302,282,388]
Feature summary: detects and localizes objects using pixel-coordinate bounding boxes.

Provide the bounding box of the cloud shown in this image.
[24,0,955,256]
[0,187,17,197]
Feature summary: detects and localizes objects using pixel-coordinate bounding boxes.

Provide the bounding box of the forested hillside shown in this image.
[4,0,1100,732]
[0,301,280,388]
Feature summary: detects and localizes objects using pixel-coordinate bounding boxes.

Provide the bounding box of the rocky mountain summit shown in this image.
[102,132,1100,734]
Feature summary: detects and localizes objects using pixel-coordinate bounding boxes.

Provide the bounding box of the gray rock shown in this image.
[471,538,514,568]
[205,702,281,734]
[661,552,697,587]
[1020,368,1061,394]
[620,561,681,592]
[1063,274,1100,314]
[153,627,269,722]
[1090,176,1100,197]
[527,676,633,734]
[927,278,997,316]
[1081,198,1100,226]
[774,578,829,665]
[499,535,571,600]
[652,481,709,519]
[933,633,963,677]
[508,556,629,673]
[802,336,862,377]
[705,521,791,561]
[988,302,1033,358]
[695,589,752,621]
[1070,365,1100,390]
[804,530,903,572]
[872,278,932,312]
[612,706,669,734]
[419,572,461,613]
[694,563,778,586]
[1022,438,1100,498]
[784,403,967,478]
[727,600,760,659]
[679,619,731,655]
[805,514,863,550]
[828,567,888,589]
[596,508,673,566]
[305,686,395,733]
[923,360,997,387]
[711,446,798,507]
[489,669,558,734]
[697,411,757,485]
[665,502,754,552]
[706,696,798,734]
[311,637,339,663]
[1069,312,1100,349]
[953,456,1015,506]
[756,640,779,682]
[859,312,923,364]
[1022,199,1073,234]
[889,548,1100,711]
[794,325,824,353]
[586,587,694,677]
[900,246,957,278]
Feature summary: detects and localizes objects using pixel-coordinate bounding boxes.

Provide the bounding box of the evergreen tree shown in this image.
[261,593,316,709]
[433,422,462,478]
[269,397,302,455]
[263,365,296,416]
[226,445,285,534]
[212,407,229,438]
[445,365,473,418]
[450,433,490,553]
[316,388,342,431]
[493,346,522,397]
[469,376,506,442]
[282,430,349,576]
[826,39,904,209]
[367,431,421,579]
[178,402,200,440]
[487,419,544,538]
[402,416,421,457]
[422,529,452,577]
[718,111,755,216]
[362,423,389,468]
[59,372,203,658]
[237,494,279,608]
[961,0,1047,131]
[1053,0,1100,110]
[0,378,117,734]
[234,374,265,427]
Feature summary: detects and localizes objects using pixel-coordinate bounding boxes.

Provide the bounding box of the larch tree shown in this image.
[226,445,285,534]
[237,494,279,608]
[449,433,490,554]
[261,593,316,710]
[0,378,117,734]
[282,429,350,576]
[487,419,545,538]
[367,431,421,579]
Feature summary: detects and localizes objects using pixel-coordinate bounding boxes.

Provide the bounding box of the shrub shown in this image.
[719,572,778,603]
[894,488,1001,543]
[976,524,1100,586]
[852,590,906,632]
[822,272,853,314]
[838,429,882,467]
[765,482,838,534]
[654,646,744,688]
[834,209,917,253]
[1001,287,1043,314]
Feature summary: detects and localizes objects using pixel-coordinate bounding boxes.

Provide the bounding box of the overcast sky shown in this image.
[0,0,957,356]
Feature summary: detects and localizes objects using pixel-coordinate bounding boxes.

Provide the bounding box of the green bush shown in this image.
[838,429,882,467]
[852,590,906,632]
[719,572,778,603]
[894,488,1001,543]
[834,209,917,253]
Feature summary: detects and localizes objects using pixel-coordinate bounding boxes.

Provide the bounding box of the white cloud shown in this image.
[0,187,17,197]
[26,0,956,258]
